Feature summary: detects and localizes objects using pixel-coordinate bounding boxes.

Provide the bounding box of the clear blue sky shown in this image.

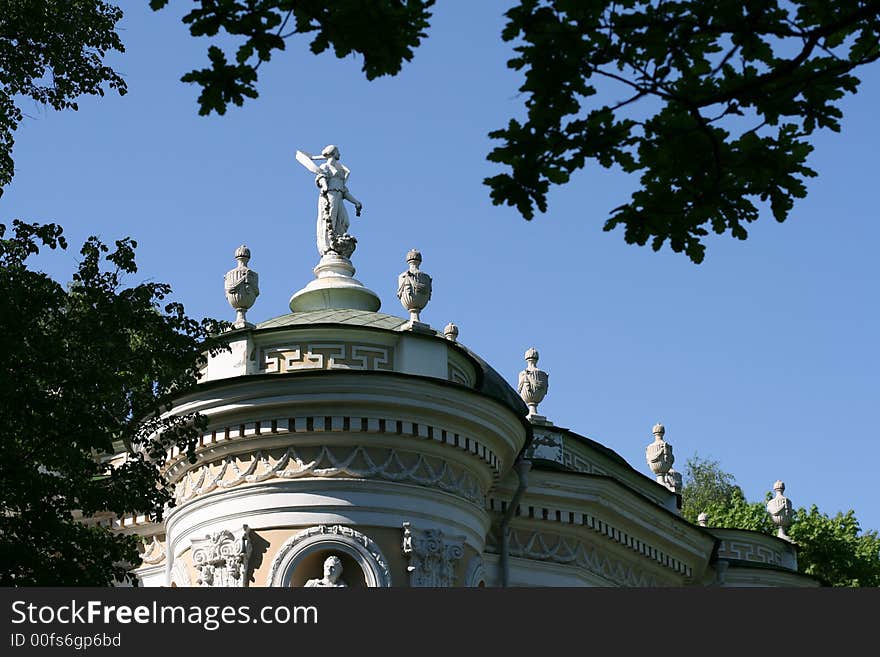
[4,2,878,532]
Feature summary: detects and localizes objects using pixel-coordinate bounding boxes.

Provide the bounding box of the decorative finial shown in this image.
[444,322,459,341]
[668,468,683,494]
[697,512,708,527]
[397,249,432,331]
[646,422,676,491]
[224,244,260,329]
[767,480,794,541]
[517,347,550,424]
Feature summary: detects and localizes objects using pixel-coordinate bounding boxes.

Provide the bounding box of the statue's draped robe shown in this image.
[315,162,350,255]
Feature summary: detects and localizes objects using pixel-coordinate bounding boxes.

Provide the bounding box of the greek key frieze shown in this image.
[260,342,394,374]
[717,540,783,565]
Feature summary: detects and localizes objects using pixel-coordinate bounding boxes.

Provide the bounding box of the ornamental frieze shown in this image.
[260,341,393,374]
[490,529,663,587]
[175,446,484,505]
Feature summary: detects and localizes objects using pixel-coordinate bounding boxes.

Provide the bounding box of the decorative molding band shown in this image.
[174,446,484,505]
[487,496,692,578]
[267,525,392,588]
[716,539,783,566]
[165,415,501,478]
[140,536,167,566]
[402,522,466,587]
[260,342,394,374]
[489,530,662,587]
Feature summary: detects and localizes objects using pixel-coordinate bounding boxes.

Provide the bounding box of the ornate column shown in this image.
[191,525,252,587]
[402,522,465,587]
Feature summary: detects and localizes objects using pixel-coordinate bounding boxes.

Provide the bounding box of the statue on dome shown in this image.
[304,555,348,587]
[295,145,363,259]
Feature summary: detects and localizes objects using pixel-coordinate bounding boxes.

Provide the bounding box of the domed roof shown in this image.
[257,308,407,331]
[253,309,528,419]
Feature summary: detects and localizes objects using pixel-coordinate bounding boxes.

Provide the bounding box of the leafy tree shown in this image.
[682,455,880,586]
[152,0,880,263]
[0,1,127,196]
[789,506,880,587]
[0,221,224,585]
[680,454,739,523]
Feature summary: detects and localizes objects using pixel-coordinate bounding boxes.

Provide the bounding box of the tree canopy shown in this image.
[0,221,224,585]
[3,2,879,261]
[0,1,127,196]
[681,455,880,586]
[149,0,880,263]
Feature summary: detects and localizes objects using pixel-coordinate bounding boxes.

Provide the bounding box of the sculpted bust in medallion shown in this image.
[304,555,347,588]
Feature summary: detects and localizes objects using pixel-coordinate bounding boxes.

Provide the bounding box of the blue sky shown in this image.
[4,2,878,533]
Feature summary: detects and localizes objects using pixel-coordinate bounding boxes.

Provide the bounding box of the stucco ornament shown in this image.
[397,249,432,326]
[224,245,259,329]
[402,522,465,587]
[646,423,675,490]
[267,525,392,587]
[767,480,795,541]
[697,512,709,527]
[517,347,549,418]
[191,525,252,587]
[444,322,459,342]
[304,555,347,587]
[295,145,363,258]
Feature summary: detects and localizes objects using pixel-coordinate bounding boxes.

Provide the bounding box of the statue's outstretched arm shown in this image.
[295,150,322,175]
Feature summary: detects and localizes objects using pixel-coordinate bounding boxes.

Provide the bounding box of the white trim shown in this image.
[165,479,489,559]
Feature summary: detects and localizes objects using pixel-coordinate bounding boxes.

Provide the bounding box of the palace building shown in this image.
[111,146,817,588]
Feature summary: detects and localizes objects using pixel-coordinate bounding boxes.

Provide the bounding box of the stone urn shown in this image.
[767,480,794,541]
[397,249,432,324]
[224,245,260,328]
[645,423,674,480]
[517,347,549,416]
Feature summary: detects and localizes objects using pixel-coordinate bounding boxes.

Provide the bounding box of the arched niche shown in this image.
[464,555,487,587]
[267,525,392,588]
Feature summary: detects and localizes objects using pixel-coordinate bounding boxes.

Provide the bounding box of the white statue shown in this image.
[295,145,363,258]
[304,555,347,587]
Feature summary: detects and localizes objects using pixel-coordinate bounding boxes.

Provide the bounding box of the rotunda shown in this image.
[121,146,817,588]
